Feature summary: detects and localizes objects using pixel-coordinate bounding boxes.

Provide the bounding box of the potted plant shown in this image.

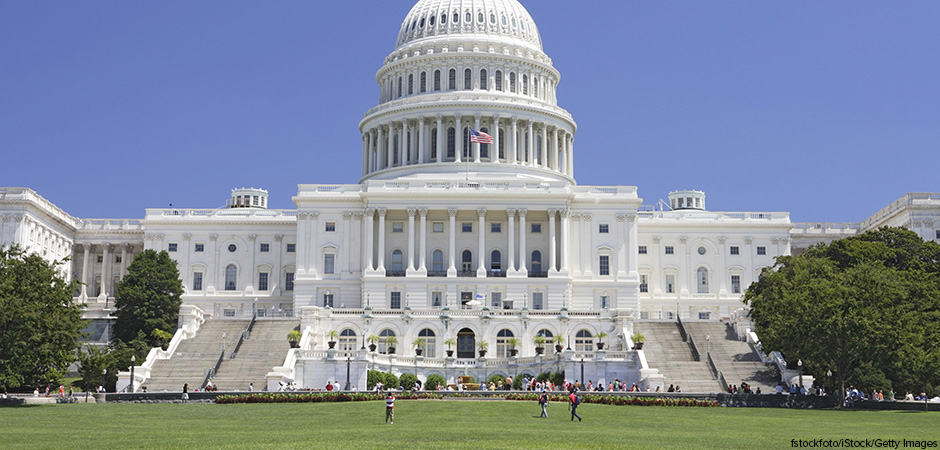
[533,335,546,355]
[477,340,489,358]
[288,330,302,348]
[152,329,173,351]
[412,338,426,356]
[631,332,646,350]
[443,338,456,357]
[385,336,398,354]
[595,331,608,350]
[366,335,379,352]
[552,335,565,353]
[326,330,339,349]
[506,337,521,357]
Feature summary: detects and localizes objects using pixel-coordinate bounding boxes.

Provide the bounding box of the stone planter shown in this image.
[535,347,545,355]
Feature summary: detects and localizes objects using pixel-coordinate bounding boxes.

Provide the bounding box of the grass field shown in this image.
[2,400,937,449]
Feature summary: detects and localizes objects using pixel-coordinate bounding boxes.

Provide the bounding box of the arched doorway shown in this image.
[457,327,475,358]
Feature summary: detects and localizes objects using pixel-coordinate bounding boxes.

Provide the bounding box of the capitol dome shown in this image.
[396,0,543,52]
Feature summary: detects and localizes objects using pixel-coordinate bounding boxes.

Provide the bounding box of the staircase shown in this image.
[209,320,298,391]
[142,320,250,392]
[682,322,780,393]
[634,322,720,393]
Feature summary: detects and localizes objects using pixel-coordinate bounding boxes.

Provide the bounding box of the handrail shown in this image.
[676,317,700,361]
[203,349,225,389]
[230,312,257,359]
[706,351,729,392]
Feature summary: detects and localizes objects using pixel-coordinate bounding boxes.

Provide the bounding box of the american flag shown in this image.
[469,129,493,144]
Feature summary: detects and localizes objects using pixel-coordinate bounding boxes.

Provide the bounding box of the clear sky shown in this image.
[2,1,938,223]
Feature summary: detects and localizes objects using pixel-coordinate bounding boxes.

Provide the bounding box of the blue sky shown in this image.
[2,1,938,223]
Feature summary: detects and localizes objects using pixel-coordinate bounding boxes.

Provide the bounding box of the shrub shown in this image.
[551,371,565,387]
[367,370,385,389]
[383,372,400,389]
[513,374,533,390]
[487,375,505,387]
[425,374,446,390]
[399,373,418,390]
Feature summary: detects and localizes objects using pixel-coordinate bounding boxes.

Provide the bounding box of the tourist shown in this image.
[675,385,682,393]
[539,391,549,418]
[385,392,395,424]
[667,384,674,393]
[248,383,253,392]
[905,392,915,401]
[182,383,189,402]
[568,390,582,422]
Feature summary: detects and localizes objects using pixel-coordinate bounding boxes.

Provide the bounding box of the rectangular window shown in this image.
[195,243,205,252]
[731,275,741,294]
[390,291,401,309]
[462,222,472,232]
[600,295,609,309]
[666,274,675,293]
[286,243,296,253]
[491,292,501,308]
[491,223,501,233]
[532,292,543,310]
[325,222,335,232]
[192,272,203,291]
[638,245,647,255]
[324,254,335,274]
[599,224,609,234]
[260,243,270,253]
[115,256,122,263]
[433,222,444,233]
[258,272,269,291]
[531,223,541,233]
[223,309,236,318]
[665,246,674,255]
[599,255,610,276]
[757,246,767,255]
[730,246,739,255]
[285,272,295,291]
[699,312,711,320]
[324,293,334,308]
[432,291,442,307]
[392,222,403,233]
[97,256,103,263]
[639,274,648,293]
[936,230,940,240]
[168,243,178,252]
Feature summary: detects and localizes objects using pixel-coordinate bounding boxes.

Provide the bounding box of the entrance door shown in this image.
[460,291,472,308]
[457,328,475,358]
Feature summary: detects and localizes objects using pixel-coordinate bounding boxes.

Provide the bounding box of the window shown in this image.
[431,291,442,307]
[432,250,444,272]
[757,246,767,255]
[195,243,205,252]
[258,272,269,291]
[448,69,456,90]
[433,222,443,233]
[408,74,413,95]
[699,312,711,320]
[390,292,401,310]
[115,256,122,263]
[496,329,514,358]
[192,272,203,291]
[531,223,541,233]
[464,68,472,90]
[936,230,940,240]
[575,330,593,352]
[665,246,674,255]
[223,309,236,318]
[286,243,296,253]
[480,69,487,90]
[599,255,610,276]
[532,292,543,310]
[522,74,528,95]
[638,245,647,255]
[666,274,675,293]
[379,328,396,353]
[697,267,709,294]
[325,222,335,232]
[392,222,403,233]
[168,243,178,252]
[491,291,501,309]
[260,243,270,252]
[228,244,237,253]
[224,264,237,291]
[418,328,437,357]
[491,222,501,233]
[323,292,333,308]
[447,127,456,157]
[600,294,610,309]
[731,275,741,294]
[324,254,335,274]
[285,272,294,291]
[698,246,707,255]
[462,222,472,232]
[639,275,648,293]
[495,70,502,91]
[531,250,542,273]
[730,246,739,255]
[391,250,403,272]
[599,224,609,234]
[397,76,402,98]
[509,72,516,93]
[339,329,357,351]
[434,70,441,91]
[490,250,501,271]
[420,71,427,93]
[461,250,472,272]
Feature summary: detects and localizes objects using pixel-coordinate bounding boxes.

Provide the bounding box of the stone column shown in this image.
[435,115,444,162]
[418,208,428,274]
[744,237,753,287]
[398,121,406,166]
[377,126,386,170]
[718,236,728,296]
[679,236,689,295]
[616,214,628,278]
[376,208,387,273]
[406,208,417,275]
[364,208,375,273]
[342,212,352,274]
[518,209,528,274]
[560,209,570,273]
[473,115,482,163]
[507,209,516,273]
[120,243,129,279]
[540,124,548,168]
[100,243,111,298]
[492,115,501,163]
[362,134,368,176]
[568,136,575,177]
[454,114,463,163]
[447,208,457,276]
[209,234,218,291]
[386,123,394,168]
[81,243,91,298]
[308,212,319,277]
[509,117,518,164]
[526,121,534,166]
[548,209,558,274]
[418,117,426,164]
[477,208,486,276]
[551,127,559,170]
[247,234,257,290]
[273,234,283,293]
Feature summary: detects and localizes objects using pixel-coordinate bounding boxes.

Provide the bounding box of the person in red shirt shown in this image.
[568,391,582,422]
[385,392,395,424]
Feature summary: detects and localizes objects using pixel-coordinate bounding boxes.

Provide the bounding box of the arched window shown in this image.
[463,126,471,159]
[496,329,515,358]
[536,329,553,339]
[441,13,447,25]
[224,264,237,291]
[522,74,528,95]
[490,250,501,271]
[480,69,487,90]
[461,250,473,273]
[393,134,399,165]
[480,127,489,158]
[430,249,444,273]
[534,78,539,98]
[430,129,438,159]
[448,69,457,90]
[418,328,437,357]
[495,70,503,91]
[392,249,403,272]
[397,77,402,98]
[531,250,542,274]
[536,135,542,165]
[697,267,709,293]
[447,127,456,158]
[379,328,396,354]
[498,128,505,159]
[509,72,516,93]
[453,12,459,23]
[420,72,427,93]
[434,70,441,91]
[464,68,472,90]
[575,330,594,352]
[408,74,414,95]
[339,328,356,351]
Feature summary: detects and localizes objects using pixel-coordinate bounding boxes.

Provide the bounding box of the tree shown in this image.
[0,245,85,390]
[744,227,940,404]
[112,249,183,353]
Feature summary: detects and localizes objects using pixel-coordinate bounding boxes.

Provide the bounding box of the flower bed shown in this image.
[504,393,720,407]
[215,392,442,404]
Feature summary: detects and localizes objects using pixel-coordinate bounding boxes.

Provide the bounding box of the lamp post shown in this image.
[130,355,136,393]
[827,370,832,395]
[102,369,107,393]
[222,332,227,355]
[797,359,803,394]
[580,358,584,390]
[344,352,351,391]
[706,335,710,358]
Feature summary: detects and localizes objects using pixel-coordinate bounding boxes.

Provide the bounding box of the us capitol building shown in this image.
[3,0,938,392]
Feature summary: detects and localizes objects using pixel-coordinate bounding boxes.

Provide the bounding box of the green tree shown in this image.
[424,374,445,390]
[0,245,85,390]
[112,249,183,353]
[399,373,418,390]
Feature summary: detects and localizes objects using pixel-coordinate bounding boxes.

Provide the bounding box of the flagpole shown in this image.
[466,127,471,181]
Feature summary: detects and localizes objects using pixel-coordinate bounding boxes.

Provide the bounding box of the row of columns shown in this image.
[381,65,557,105]
[1,214,72,278]
[78,242,135,299]
[361,115,574,177]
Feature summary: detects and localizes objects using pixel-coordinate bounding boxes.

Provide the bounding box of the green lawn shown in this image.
[2,400,937,449]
